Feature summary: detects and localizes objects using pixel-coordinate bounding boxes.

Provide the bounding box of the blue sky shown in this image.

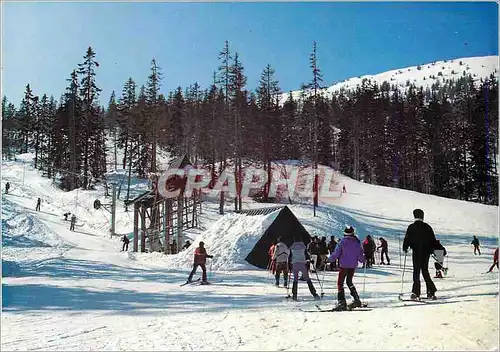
[2,2,498,107]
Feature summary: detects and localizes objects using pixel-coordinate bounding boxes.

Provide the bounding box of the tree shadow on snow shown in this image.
[1,281,288,315]
[1,234,51,248]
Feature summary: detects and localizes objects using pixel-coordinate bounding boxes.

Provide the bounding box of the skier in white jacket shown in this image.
[289,234,320,301]
[273,237,290,287]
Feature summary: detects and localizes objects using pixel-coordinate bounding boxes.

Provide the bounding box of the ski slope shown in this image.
[2,155,499,351]
[280,55,499,104]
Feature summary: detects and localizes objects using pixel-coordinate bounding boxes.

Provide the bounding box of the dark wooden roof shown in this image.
[124,190,162,207]
[168,154,193,170]
[239,206,284,216]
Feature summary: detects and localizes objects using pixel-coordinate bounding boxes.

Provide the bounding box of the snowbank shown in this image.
[163,211,280,271]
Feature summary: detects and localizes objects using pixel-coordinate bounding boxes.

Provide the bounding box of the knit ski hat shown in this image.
[344,226,355,235]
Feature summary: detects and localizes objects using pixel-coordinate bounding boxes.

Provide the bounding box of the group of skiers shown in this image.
[269,234,391,274]
[269,225,365,309]
[182,207,497,310]
[361,235,391,267]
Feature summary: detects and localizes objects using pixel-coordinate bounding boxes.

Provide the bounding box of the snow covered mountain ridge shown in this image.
[281,55,499,103]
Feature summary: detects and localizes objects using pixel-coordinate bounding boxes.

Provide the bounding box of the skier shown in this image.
[186,241,213,284]
[403,209,437,300]
[268,241,277,274]
[318,236,329,270]
[63,212,71,221]
[342,185,347,193]
[182,240,192,250]
[307,236,320,273]
[378,237,390,265]
[5,182,10,194]
[362,235,375,268]
[327,225,365,311]
[36,197,41,211]
[471,236,481,255]
[433,240,448,278]
[122,235,130,252]
[289,234,320,301]
[70,214,77,231]
[328,236,338,270]
[368,235,377,265]
[487,248,499,273]
[273,237,290,287]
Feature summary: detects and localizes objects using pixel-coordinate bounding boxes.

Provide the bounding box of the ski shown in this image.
[299,304,371,312]
[199,280,223,285]
[317,303,369,311]
[398,294,436,302]
[180,278,200,287]
[285,296,323,301]
[189,279,223,286]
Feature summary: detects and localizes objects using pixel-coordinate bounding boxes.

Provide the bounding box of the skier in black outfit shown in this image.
[36,198,41,211]
[318,236,329,270]
[70,215,76,231]
[471,236,481,255]
[5,182,10,194]
[308,237,320,272]
[403,209,437,300]
[122,235,130,251]
[378,237,390,265]
[328,236,338,270]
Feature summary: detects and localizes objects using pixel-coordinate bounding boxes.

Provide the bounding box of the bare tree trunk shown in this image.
[113,127,117,171]
[219,158,226,215]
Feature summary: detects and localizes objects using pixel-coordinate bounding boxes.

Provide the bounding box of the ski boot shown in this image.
[347,286,362,310]
[410,293,420,301]
[427,291,437,300]
[332,301,347,311]
[333,290,348,311]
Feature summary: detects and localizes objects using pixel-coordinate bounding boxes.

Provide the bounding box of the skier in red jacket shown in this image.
[487,248,499,273]
[186,241,213,284]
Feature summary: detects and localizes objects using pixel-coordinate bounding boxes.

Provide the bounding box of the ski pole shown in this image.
[321,261,327,294]
[286,267,292,298]
[209,259,213,282]
[398,234,402,269]
[400,252,407,297]
[362,261,367,298]
[314,268,324,297]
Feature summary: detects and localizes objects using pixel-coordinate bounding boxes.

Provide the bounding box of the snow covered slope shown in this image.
[2,156,499,351]
[281,55,499,104]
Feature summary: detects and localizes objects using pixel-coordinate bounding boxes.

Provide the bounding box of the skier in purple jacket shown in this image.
[328,226,365,311]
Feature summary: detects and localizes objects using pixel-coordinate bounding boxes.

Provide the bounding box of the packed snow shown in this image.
[2,154,499,351]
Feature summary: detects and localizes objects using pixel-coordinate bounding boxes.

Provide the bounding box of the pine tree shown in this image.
[229,52,248,211]
[134,86,150,178]
[216,40,233,215]
[2,96,18,160]
[168,87,185,157]
[18,84,36,154]
[77,46,102,189]
[146,58,162,173]
[303,41,324,213]
[106,91,118,171]
[281,92,300,160]
[117,78,137,170]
